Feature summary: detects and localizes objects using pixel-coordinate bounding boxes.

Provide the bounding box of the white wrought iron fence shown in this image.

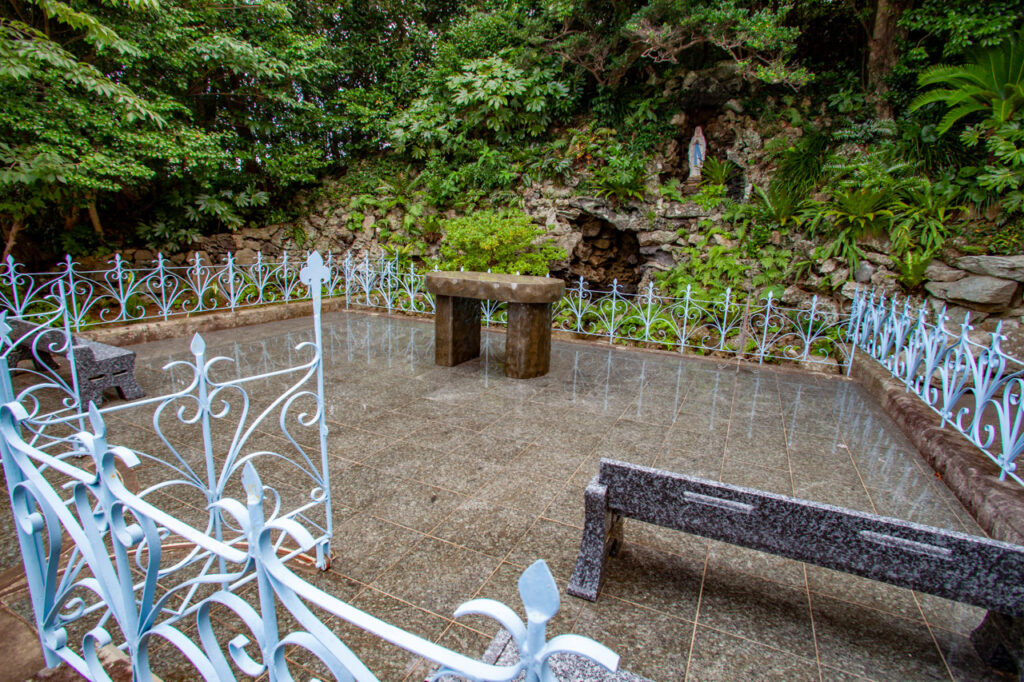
[7,250,1024,489]
[0,252,618,680]
[847,289,1024,486]
[0,251,849,367]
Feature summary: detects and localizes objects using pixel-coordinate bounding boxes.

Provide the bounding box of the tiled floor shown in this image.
[2,310,1004,680]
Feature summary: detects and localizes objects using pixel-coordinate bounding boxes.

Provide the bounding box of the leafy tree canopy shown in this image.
[1,0,1023,263]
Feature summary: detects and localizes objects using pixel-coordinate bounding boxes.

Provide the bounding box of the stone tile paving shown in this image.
[0,310,1004,681]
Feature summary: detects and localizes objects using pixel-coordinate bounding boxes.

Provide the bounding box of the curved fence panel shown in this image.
[0,252,618,679]
[847,289,1024,486]
[0,251,849,368]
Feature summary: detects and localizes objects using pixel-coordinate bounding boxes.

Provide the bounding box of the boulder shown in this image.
[711,232,737,248]
[641,250,676,270]
[931,302,984,327]
[869,267,900,296]
[780,285,840,316]
[863,251,894,268]
[854,261,875,283]
[924,260,966,283]
[724,99,744,114]
[568,198,649,232]
[638,230,678,247]
[839,281,870,301]
[955,255,1024,282]
[830,266,850,285]
[663,202,712,219]
[133,249,155,266]
[925,276,1019,311]
[819,258,840,275]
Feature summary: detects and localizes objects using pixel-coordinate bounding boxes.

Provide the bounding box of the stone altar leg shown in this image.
[505,302,552,379]
[434,295,480,366]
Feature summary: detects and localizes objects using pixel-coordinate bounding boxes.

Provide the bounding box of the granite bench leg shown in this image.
[434,295,480,367]
[74,346,145,407]
[567,478,623,601]
[505,302,552,379]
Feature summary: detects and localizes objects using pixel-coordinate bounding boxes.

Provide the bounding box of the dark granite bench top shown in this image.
[425,271,565,304]
[75,336,133,360]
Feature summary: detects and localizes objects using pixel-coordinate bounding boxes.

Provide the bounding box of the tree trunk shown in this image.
[86,199,104,237]
[866,0,910,118]
[2,219,23,262]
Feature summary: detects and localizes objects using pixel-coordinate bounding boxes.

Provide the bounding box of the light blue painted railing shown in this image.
[847,289,1024,486]
[0,252,618,680]
[0,251,848,367]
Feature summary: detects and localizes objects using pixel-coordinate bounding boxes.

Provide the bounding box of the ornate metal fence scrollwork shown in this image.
[0,250,847,368]
[0,251,618,680]
[847,288,1024,487]
[550,278,848,366]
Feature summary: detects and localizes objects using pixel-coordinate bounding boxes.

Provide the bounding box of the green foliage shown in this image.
[657,178,687,203]
[701,157,737,186]
[909,31,1024,226]
[134,220,200,253]
[900,1,1024,62]
[911,31,1024,134]
[691,184,727,211]
[750,245,792,292]
[890,182,965,254]
[588,147,648,201]
[749,184,814,229]
[656,224,746,299]
[809,188,894,269]
[4,0,1021,272]
[892,248,934,289]
[771,129,830,191]
[967,120,1024,218]
[982,220,1024,254]
[620,0,811,87]
[392,49,571,157]
[0,0,344,255]
[435,210,566,275]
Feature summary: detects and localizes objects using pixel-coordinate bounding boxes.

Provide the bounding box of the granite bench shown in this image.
[567,458,1024,675]
[425,271,565,379]
[6,318,144,407]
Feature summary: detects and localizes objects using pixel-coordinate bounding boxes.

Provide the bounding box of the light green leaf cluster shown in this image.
[435,210,566,275]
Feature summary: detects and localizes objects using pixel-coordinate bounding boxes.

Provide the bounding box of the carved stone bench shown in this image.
[425,271,565,379]
[567,458,1024,675]
[6,318,145,406]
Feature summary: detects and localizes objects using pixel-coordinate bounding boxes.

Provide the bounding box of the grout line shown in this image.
[685,368,737,679]
[683,539,710,681]
[780,382,827,681]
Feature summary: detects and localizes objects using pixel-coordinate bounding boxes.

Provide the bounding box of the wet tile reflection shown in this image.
[46,310,993,680]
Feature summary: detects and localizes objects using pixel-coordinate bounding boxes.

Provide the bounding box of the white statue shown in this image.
[687,126,706,182]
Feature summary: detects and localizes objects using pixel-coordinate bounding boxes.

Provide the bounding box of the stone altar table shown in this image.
[425,271,564,379]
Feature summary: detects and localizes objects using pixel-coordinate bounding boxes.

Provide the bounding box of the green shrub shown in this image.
[436,210,566,275]
[587,144,647,201]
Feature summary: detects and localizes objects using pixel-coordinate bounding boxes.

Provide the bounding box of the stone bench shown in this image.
[425,271,564,379]
[567,458,1024,675]
[6,318,144,407]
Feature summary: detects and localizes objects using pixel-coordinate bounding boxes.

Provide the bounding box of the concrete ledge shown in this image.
[850,354,1024,545]
[76,298,355,348]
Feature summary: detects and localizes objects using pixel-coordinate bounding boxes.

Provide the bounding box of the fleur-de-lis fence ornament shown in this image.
[848,288,1024,486]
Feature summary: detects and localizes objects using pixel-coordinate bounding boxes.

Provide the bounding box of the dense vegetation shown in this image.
[2,0,1022,280]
